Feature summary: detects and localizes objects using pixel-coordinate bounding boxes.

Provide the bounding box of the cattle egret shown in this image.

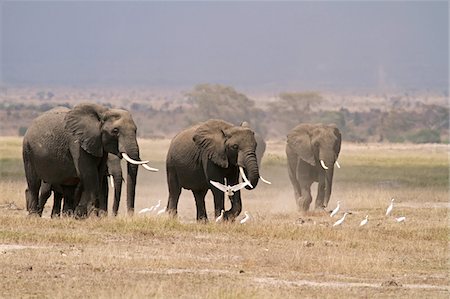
[215,210,225,223]
[386,198,395,216]
[153,200,161,211]
[210,180,248,197]
[395,216,406,223]
[359,215,369,227]
[240,211,251,224]
[138,208,153,214]
[157,207,166,215]
[330,201,341,217]
[332,212,349,227]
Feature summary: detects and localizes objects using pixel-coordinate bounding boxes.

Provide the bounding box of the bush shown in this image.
[407,129,441,143]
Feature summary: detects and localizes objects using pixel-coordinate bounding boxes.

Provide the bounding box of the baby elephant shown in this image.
[286,123,341,211]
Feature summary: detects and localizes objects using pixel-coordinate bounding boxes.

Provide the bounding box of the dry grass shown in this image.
[0,137,448,298]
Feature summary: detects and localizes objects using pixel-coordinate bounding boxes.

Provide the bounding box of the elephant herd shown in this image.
[22,103,341,221]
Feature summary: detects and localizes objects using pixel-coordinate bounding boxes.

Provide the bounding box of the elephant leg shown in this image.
[23,154,41,215]
[315,174,326,209]
[51,191,63,218]
[166,169,181,217]
[37,183,52,216]
[192,189,208,222]
[226,190,242,221]
[210,185,225,218]
[62,186,76,217]
[297,162,313,212]
[112,174,123,216]
[96,174,108,217]
[74,155,100,218]
[287,156,302,208]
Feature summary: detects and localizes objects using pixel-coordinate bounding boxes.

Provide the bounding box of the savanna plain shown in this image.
[0,137,448,298]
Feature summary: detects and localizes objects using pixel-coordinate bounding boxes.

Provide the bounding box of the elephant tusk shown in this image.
[142,164,159,172]
[320,160,329,170]
[335,161,341,169]
[239,166,253,189]
[109,175,114,189]
[122,153,150,165]
[260,176,272,185]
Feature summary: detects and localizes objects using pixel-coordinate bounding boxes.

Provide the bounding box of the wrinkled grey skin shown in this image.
[23,104,142,218]
[241,122,266,168]
[166,119,260,221]
[286,123,341,211]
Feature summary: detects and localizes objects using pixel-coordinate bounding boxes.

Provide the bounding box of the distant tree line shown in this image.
[1,83,448,143]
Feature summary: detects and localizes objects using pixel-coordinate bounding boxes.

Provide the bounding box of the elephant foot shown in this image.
[196,217,208,223]
[27,211,41,218]
[74,206,88,219]
[223,210,238,222]
[61,209,74,218]
[50,212,61,219]
[97,209,108,218]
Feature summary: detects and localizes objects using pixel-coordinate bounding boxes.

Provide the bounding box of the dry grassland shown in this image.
[0,137,448,298]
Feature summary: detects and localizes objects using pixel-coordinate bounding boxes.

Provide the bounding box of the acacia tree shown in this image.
[269,91,324,131]
[186,83,266,135]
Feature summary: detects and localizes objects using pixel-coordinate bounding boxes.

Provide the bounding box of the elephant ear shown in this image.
[287,127,315,166]
[193,121,229,168]
[65,104,108,157]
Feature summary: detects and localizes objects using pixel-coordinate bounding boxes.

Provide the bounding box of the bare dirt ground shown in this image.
[0,139,448,298]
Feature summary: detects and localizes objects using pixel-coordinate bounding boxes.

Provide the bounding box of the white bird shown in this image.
[210,180,248,197]
[240,211,251,224]
[332,212,349,227]
[152,200,161,212]
[386,198,395,216]
[330,201,341,217]
[359,215,369,227]
[157,207,166,215]
[215,209,225,223]
[395,216,406,223]
[138,207,153,214]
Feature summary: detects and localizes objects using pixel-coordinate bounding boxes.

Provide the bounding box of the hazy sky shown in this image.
[1,1,448,91]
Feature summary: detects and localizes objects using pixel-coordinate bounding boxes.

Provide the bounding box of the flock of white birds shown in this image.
[137,178,406,227]
[331,197,406,227]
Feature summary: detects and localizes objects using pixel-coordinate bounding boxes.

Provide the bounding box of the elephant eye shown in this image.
[232,144,239,150]
[112,128,119,135]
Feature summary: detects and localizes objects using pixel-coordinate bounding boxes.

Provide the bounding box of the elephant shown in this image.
[286,123,341,211]
[23,104,154,218]
[37,182,81,218]
[35,153,154,217]
[165,119,260,221]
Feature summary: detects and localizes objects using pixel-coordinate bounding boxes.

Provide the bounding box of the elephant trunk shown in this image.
[319,150,337,208]
[120,141,140,215]
[239,150,260,189]
[324,167,334,207]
